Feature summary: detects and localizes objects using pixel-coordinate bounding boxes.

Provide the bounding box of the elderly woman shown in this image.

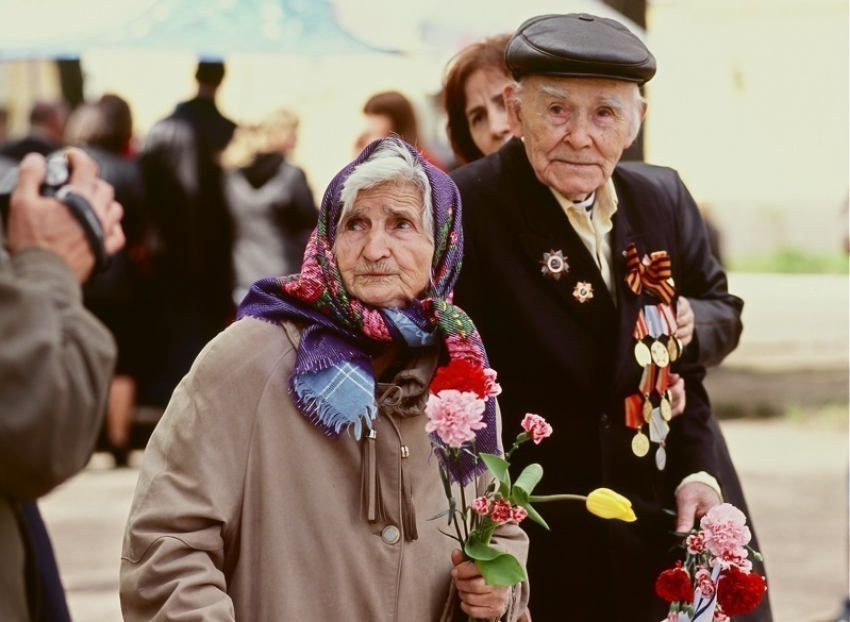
[119,137,529,621]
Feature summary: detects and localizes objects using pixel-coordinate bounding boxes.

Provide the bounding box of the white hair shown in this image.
[338,140,434,243]
[509,77,647,142]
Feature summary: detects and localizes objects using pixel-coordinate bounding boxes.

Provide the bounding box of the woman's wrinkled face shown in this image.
[335,183,434,308]
[464,66,512,157]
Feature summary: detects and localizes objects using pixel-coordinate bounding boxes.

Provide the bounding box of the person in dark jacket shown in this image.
[141,61,237,406]
[443,28,771,622]
[451,14,769,621]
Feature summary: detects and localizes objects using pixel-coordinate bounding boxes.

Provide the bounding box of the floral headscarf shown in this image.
[238,137,497,483]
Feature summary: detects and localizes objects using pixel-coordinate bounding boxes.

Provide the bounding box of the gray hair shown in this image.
[338,140,434,243]
[509,77,646,142]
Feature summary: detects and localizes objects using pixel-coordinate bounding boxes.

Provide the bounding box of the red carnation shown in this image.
[716,566,766,616]
[655,567,694,603]
[431,359,488,398]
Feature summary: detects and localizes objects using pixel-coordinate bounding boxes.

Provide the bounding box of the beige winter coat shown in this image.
[120,316,529,621]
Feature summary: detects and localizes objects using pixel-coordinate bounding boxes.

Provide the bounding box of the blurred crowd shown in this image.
[0,50,514,467]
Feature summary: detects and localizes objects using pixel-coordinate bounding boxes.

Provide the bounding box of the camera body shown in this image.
[0,152,71,225]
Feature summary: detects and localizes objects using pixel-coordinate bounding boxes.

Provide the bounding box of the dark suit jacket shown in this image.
[452,138,737,620]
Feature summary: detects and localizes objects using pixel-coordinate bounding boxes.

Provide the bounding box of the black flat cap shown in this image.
[506,13,656,85]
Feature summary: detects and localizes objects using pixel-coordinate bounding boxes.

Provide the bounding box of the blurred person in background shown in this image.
[0,100,68,162]
[141,60,237,406]
[64,95,149,467]
[0,149,124,622]
[354,90,446,170]
[222,109,317,306]
[444,31,770,620]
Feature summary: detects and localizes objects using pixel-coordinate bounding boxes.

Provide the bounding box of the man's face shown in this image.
[505,76,644,202]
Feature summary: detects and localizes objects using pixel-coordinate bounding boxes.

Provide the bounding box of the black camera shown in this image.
[0,151,108,274]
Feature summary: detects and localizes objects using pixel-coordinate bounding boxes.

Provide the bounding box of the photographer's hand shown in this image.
[8,149,124,282]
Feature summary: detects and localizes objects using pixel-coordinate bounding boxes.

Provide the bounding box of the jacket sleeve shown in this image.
[669,172,744,368]
[0,248,115,500]
[120,333,256,622]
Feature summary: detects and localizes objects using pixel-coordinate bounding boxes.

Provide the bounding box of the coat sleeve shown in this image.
[119,332,259,622]
[669,172,744,368]
[0,249,115,500]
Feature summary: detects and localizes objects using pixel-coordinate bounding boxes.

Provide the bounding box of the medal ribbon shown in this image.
[656,365,670,395]
[624,244,675,304]
[639,364,655,397]
[659,303,678,334]
[633,310,649,339]
[625,394,643,429]
[644,306,668,337]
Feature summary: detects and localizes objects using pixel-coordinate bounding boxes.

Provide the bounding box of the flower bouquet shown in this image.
[425,359,637,595]
[655,503,767,621]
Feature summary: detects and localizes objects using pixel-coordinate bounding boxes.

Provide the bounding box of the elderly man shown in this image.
[452,14,769,621]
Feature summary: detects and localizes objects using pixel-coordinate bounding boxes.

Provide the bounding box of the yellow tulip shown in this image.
[585,488,637,522]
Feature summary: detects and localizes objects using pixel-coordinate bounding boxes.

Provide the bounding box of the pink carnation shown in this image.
[700,503,751,558]
[490,499,512,524]
[695,568,716,598]
[687,531,707,554]
[521,413,553,444]
[483,368,502,397]
[425,390,486,448]
[471,496,489,516]
[713,613,730,622]
[511,506,528,523]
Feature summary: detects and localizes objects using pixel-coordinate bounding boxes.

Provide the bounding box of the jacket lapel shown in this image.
[504,140,617,339]
[610,173,649,395]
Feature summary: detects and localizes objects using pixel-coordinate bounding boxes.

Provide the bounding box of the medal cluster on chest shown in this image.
[625,303,682,470]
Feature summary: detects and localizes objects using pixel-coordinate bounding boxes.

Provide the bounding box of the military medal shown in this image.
[632,432,650,457]
[660,397,672,421]
[650,340,669,367]
[655,444,667,470]
[633,311,651,367]
[659,304,681,362]
[540,249,568,280]
[572,281,594,303]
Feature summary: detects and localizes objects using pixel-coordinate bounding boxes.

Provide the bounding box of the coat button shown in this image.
[381,525,400,544]
[599,413,610,429]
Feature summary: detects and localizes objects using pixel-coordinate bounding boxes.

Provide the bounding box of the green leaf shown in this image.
[518,502,550,531]
[474,554,527,587]
[480,453,510,485]
[513,463,543,498]
[426,508,451,521]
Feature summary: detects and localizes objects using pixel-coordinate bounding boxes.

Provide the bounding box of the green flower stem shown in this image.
[528,493,587,503]
[504,432,530,461]
[459,482,469,541]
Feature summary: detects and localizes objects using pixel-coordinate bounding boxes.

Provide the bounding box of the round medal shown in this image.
[666,336,680,362]
[634,341,652,367]
[655,445,667,471]
[660,397,672,421]
[632,431,650,457]
[642,398,652,423]
[650,340,670,368]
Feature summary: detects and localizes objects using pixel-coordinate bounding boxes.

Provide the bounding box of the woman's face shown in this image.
[335,182,434,308]
[464,66,512,156]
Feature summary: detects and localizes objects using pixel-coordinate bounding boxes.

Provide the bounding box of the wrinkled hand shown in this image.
[668,373,686,418]
[675,482,721,533]
[676,296,695,347]
[8,149,124,282]
[451,549,509,621]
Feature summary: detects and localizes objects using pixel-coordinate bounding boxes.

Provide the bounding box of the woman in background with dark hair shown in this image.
[64,94,147,467]
[354,90,446,170]
[442,34,512,165]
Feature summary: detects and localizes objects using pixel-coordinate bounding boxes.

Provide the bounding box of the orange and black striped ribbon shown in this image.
[624,243,675,305]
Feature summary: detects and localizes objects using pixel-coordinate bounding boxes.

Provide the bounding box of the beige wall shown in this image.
[646,0,849,258]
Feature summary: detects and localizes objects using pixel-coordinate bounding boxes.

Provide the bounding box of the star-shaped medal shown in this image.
[540,250,569,280]
[572,281,594,303]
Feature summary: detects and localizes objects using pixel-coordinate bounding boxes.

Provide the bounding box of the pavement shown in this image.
[37,273,850,621]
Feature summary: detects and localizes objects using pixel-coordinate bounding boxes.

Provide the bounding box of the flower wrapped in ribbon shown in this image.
[655,503,767,621]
